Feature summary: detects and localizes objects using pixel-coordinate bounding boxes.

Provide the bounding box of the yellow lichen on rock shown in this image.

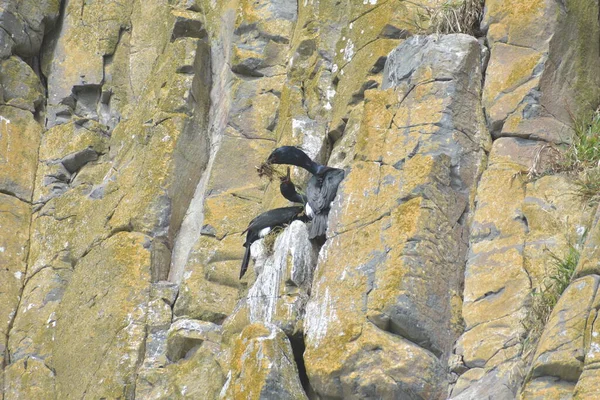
[53,232,152,400]
[0,106,41,201]
[2,0,600,397]
[221,323,307,400]
[0,194,30,360]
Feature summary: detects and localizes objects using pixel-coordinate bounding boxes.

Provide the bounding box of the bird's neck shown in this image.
[291,152,320,175]
[305,160,322,175]
[285,149,320,174]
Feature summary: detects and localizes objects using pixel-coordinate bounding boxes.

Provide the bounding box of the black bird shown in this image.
[239,206,304,279]
[279,167,307,205]
[267,146,345,240]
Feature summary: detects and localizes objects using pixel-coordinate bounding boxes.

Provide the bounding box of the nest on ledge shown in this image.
[257,162,286,181]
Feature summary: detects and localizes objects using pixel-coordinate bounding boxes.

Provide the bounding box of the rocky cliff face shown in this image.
[1,0,599,399]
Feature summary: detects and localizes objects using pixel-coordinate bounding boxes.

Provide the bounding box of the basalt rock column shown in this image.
[3,0,211,397]
[303,34,489,399]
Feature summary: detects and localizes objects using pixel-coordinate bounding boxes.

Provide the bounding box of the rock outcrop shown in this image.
[1,0,599,399]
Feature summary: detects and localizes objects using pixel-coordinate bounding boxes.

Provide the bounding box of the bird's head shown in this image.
[267,146,292,165]
[267,146,317,174]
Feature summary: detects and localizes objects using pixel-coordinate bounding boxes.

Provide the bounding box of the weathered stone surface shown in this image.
[34,119,109,203]
[50,232,151,399]
[167,318,222,361]
[3,0,600,398]
[523,174,592,285]
[0,0,61,58]
[231,0,297,77]
[172,0,289,324]
[452,134,591,397]
[519,274,600,399]
[4,5,212,396]
[136,346,225,400]
[329,37,399,136]
[0,57,44,112]
[6,264,71,366]
[136,281,179,372]
[520,377,576,400]
[541,0,600,126]
[3,357,56,400]
[574,305,600,398]
[451,363,521,400]
[174,237,240,321]
[482,0,600,140]
[0,106,41,201]
[303,34,487,399]
[0,194,29,362]
[530,276,599,381]
[43,0,133,126]
[576,208,600,278]
[220,323,307,400]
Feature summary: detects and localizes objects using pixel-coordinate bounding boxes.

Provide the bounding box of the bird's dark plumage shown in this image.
[239,206,304,278]
[267,146,344,239]
[280,167,307,205]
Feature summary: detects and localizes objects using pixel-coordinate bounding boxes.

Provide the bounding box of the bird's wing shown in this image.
[307,169,345,213]
[324,169,345,203]
[248,206,304,232]
[307,177,329,212]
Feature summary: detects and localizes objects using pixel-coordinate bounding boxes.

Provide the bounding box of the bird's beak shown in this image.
[286,167,291,180]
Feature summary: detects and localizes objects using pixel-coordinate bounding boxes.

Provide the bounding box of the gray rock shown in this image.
[450,366,521,400]
[0,1,61,58]
[150,281,179,306]
[171,11,207,41]
[60,148,99,174]
[0,57,45,112]
[166,319,222,362]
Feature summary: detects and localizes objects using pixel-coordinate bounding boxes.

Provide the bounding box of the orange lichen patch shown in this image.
[485,0,545,28]
[485,77,540,124]
[223,323,305,399]
[505,52,542,91]
[363,89,397,129]
[487,23,509,43]
[0,107,42,201]
[507,0,545,19]
[366,199,422,311]
[391,196,423,239]
[503,110,523,133]
[203,192,264,238]
[328,161,399,233]
[392,95,444,128]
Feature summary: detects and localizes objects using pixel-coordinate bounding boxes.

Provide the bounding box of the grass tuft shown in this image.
[563,111,600,171]
[521,239,582,358]
[517,109,600,208]
[566,110,600,206]
[411,0,484,35]
[263,226,284,255]
[575,167,600,206]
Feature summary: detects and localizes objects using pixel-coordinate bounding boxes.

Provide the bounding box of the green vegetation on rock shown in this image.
[565,110,600,170]
[565,110,600,206]
[523,236,583,357]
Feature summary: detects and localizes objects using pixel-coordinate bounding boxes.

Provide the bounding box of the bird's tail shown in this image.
[239,244,252,279]
[308,213,328,240]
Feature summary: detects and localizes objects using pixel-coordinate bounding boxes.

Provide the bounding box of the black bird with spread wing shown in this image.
[267,146,344,240]
[239,206,304,279]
